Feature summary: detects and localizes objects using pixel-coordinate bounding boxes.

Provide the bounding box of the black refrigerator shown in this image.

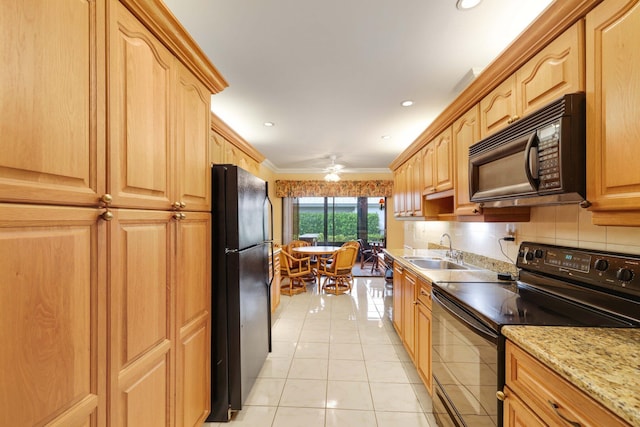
[208,165,273,422]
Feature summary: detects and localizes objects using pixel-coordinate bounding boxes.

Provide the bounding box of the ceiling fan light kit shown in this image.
[324,155,343,182]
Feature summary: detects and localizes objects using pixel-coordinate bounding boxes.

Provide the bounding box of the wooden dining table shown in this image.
[291,245,340,289]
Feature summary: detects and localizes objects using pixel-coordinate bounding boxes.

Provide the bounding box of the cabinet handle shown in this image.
[173,213,186,220]
[420,290,430,296]
[172,201,183,210]
[548,400,581,427]
[496,390,506,401]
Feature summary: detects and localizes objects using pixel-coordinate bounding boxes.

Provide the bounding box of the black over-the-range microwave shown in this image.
[469,92,587,207]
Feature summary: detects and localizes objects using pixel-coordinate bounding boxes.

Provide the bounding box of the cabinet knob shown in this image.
[172,201,183,210]
[180,201,186,208]
[101,210,114,221]
[173,213,186,220]
[507,115,520,124]
[100,194,113,206]
[496,391,506,401]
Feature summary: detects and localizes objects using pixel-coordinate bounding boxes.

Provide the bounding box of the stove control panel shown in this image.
[517,242,640,298]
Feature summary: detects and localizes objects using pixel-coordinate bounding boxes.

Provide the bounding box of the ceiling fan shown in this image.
[323,155,344,182]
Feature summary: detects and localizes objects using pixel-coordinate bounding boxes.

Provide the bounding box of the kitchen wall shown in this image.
[401,204,640,267]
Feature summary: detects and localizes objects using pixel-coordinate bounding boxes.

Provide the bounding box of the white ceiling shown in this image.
[164,0,553,174]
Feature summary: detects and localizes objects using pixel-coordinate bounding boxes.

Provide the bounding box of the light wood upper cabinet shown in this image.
[109,2,173,210]
[0,0,105,207]
[175,61,211,212]
[481,22,584,138]
[110,3,212,212]
[453,106,481,215]
[0,203,105,427]
[424,126,453,194]
[393,165,407,217]
[410,153,424,216]
[586,0,640,226]
[516,21,585,117]
[421,144,435,195]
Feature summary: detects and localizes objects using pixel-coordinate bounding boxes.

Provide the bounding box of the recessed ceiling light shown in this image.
[401,100,414,107]
[263,121,275,127]
[456,0,482,10]
[381,135,391,140]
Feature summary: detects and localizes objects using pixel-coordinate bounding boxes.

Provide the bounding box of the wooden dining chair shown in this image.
[317,245,359,295]
[279,250,312,296]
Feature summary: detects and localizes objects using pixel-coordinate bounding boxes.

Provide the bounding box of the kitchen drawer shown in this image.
[505,341,629,427]
[417,276,432,309]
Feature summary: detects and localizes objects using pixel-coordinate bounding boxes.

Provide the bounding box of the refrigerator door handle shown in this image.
[225,248,239,255]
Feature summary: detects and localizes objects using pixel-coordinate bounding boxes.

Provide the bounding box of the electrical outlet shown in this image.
[505,223,516,240]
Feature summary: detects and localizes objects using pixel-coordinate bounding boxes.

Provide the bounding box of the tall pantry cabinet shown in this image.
[0,0,227,426]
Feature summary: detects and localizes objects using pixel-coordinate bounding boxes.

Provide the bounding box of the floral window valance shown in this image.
[275,180,393,198]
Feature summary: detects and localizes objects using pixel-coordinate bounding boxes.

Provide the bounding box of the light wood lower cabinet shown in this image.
[401,270,417,361]
[109,209,211,427]
[503,340,630,427]
[415,277,432,394]
[0,203,105,427]
[392,263,404,335]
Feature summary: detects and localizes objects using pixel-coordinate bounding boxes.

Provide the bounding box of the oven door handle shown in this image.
[432,290,499,344]
[524,131,539,190]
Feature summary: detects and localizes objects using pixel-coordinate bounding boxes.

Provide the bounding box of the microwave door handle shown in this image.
[524,132,539,189]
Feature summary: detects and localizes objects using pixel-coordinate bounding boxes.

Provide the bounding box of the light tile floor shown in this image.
[203,277,437,427]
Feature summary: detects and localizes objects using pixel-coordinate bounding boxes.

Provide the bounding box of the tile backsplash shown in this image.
[403,205,640,267]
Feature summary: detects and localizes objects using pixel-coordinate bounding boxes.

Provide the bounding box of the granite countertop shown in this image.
[502,326,640,426]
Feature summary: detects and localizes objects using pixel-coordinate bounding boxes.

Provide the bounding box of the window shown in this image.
[294,197,385,245]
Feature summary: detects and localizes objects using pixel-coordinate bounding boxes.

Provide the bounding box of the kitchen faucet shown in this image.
[440,233,452,257]
[440,233,463,264]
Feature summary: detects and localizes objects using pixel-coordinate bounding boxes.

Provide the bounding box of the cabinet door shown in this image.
[517,21,584,117]
[453,106,482,215]
[209,132,226,165]
[480,76,517,138]
[410,154,423,216]
[108,209,173,427]
[0,0,105,206]
[175,62,211,212]
[392,264,404,334]
[402,270,417,361]
[109,2,173,210]
[393,166,407,217]
[586,0,640,225]
[503,387,546,427]
[175,212,211,426]
[0,204,105,427]
[422,143,435,194]
[434,126,453,192]
[416,302,432,394]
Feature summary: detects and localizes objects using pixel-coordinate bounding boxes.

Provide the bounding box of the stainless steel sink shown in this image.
[408,259,468,270]
[402,256,442,261]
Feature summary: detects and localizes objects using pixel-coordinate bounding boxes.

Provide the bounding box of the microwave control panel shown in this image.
[536,122,561,190]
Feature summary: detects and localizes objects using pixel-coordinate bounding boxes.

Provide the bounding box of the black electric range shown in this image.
[430,242,640,427]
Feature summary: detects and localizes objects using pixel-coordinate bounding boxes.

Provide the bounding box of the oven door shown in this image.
[432,289,500,427]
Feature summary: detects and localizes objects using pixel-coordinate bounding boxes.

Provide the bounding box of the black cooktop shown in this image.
[433,280,634,331]
[432,242,640,331]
